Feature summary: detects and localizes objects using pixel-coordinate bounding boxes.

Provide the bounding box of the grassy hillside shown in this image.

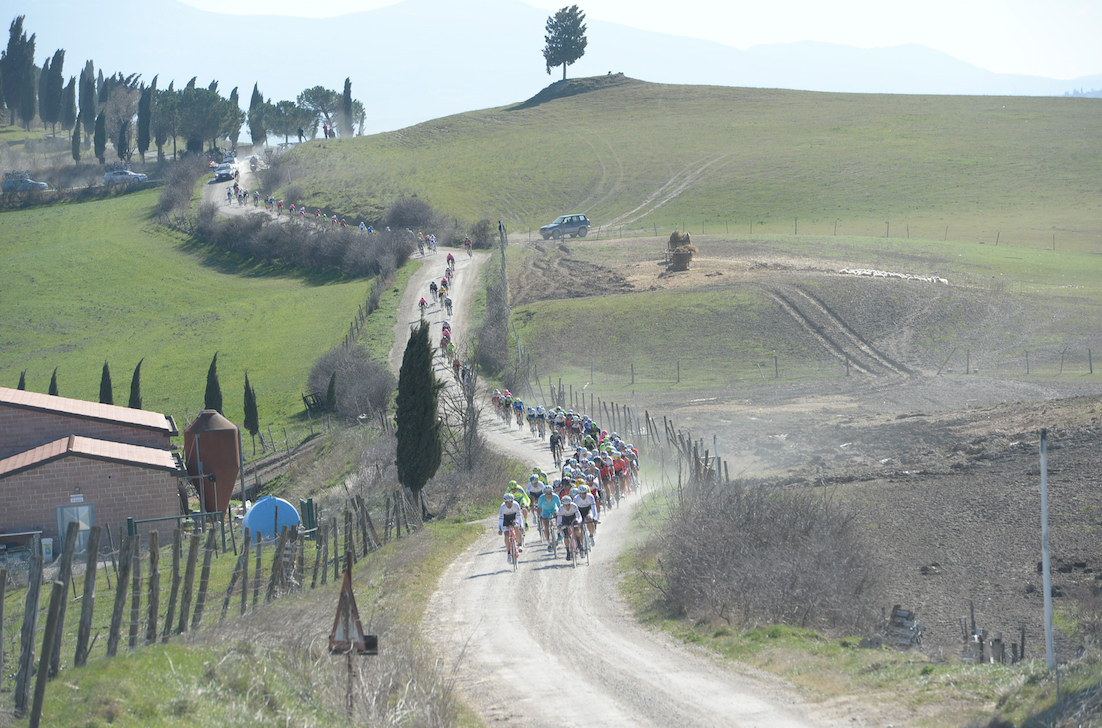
[278,76,1102,252]
[0,190,370,431]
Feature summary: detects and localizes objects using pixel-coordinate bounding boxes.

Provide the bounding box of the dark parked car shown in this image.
[540,214,590,239]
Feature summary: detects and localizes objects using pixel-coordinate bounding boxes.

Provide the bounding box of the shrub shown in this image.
[475,285,509,375]
[158,157,208,217]
[470,218,495,249]
[658,481,879,633]
[308,346,395,423]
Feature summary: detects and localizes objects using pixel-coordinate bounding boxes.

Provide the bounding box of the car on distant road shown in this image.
[103,170,148,185]
[213,163,236,181]
[3,176,48,192]
[540,214,590,239]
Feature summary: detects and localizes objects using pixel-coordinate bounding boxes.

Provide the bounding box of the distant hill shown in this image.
[278,77,1102,251]
[19,0,1102,136]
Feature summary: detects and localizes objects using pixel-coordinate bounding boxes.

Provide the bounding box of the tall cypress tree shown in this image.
[128,358,143,409]
[341,77,352,138]
[93,110,106,163]
[60,75,76,135]
[115,119,128,160]
[228,85,240,148]
[2,17,36,128]
[79,60,95,136]
[44,48,64,134]
[48,367,59,396]
[247,82,266,146]
[71,111,81,162]
[325,371,337,412]
[37,57,50,130]
[136,77,153,162]
[395,322,443,499]
[243,372,259,455]
[17,370,26,390]
[204,353,223,414]
[99,360,113,405]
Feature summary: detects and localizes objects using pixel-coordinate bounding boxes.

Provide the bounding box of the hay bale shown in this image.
[667,230,697,254]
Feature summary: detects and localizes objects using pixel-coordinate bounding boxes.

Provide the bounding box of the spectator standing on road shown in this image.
[297,127,305,143]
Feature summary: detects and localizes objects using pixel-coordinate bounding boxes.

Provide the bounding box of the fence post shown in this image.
[145,531,160,644]
[162,529,182,642]
[74,526,102,665]
[106,537,132,657]
[29,581,64,728]
[191,528,218,629]
[128,536,141,648]
[0,567,5,693]
[13,555,43,716]
[48,520,81,676]
[252,537,263,608]
[176,532,201,635]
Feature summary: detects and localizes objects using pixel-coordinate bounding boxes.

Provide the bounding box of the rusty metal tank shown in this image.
[183,410,241,513]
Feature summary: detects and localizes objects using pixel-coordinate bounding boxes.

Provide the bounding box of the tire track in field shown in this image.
[763,284,911,377]
[605,153,731,228]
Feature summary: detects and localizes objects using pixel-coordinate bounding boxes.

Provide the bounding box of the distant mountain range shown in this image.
[19,0,1102,136]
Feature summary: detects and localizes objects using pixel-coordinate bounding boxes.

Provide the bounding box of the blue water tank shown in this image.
[242,496,301,541]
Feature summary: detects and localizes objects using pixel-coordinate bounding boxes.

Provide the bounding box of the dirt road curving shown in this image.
[401,247,846,727]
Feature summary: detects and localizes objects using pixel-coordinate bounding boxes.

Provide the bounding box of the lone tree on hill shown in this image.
[395,322,443,511]
[543,5,588,81]
[243,372,259,455]
[204,353,223,414]
[128,359,143,409]
[99,360,113,405]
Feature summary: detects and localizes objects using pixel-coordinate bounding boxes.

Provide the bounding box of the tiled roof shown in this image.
[0,435,182,479]
[0,386,177,435]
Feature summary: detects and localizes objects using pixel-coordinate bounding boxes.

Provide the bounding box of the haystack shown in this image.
[667,230,696,270]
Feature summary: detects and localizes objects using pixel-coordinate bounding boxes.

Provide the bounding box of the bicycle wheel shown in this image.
[508,530,519,571]
[569,530,578,568]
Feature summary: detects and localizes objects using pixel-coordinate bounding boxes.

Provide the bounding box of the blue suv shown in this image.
[540,214,590,240]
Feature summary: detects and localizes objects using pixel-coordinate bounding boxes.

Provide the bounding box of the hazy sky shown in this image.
[177,0,1102,80]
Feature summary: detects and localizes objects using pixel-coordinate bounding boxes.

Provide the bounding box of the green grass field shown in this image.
[0,190,372,431]
[277,76,1102,253]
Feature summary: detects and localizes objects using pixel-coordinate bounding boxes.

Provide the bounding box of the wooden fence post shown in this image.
[145,531,160,645]
[106,537,132,657]
[252,536,263,608]
[320,523,329,585]
[162,529,182,642]
[128,536,141,648]
[191,528,218,629]
[332,517,341,577]
[0,567,5,694]
[223,528,251,618]
[29,581,64,728]
[48,520,81,677]
[74,526,102,666]
[13,555,43,717]
[176,532,201,635]
[266,526,290,603]
[344,510,355,565]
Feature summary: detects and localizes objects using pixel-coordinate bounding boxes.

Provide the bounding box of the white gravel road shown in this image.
[387,248,843,727]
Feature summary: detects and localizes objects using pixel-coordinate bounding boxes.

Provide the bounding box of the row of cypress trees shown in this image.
[14,359,144,409]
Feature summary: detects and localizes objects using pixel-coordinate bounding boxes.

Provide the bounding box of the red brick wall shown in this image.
[0,407,171,459]
[0,456,182,541]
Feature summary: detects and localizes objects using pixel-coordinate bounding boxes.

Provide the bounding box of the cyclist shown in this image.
[507,480,532,531]
[444,296,453,315]
[418,297,429,317]
[556,496,584,560]
[512,398,525,427]
[574,484,599,547]
[525,474,544,521]
[549,430,563,465]
[446,252,455,266]
[463,237,473,256]
[429,280,438,297]
[536,483,561,550]
[498,493,524,562]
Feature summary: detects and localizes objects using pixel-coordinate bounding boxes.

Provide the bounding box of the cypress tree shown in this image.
[79,60,95,136]
[17,370,26,390]
[341,77,352,138]
[128,358,143,409]
[243,372,259,455]
[37,57,50,130]
[325,371,337,412]
[71,111,81,162]
[99,360,113,405]
[116,119,128,160]
[136,78,152,161]
[93,110,106,163]
[48,367,59,396]
[44,48,64,134]
[17,31,36,129]
[228,86,240,148]
[395,322,443,498]
[61,76,76,135]
[204,353,223,414]
[247,82,266,146]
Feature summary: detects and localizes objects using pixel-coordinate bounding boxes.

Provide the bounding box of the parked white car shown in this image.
[103,170,148,185]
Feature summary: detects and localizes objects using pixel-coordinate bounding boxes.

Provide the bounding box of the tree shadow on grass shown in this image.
[175,234,362,287]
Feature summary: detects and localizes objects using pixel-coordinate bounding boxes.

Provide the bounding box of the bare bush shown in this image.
[383,196,436,231]
[658,481,879,633]
[475,285,509,375]
[438,352,487,472]
[194,210,415,278]
[158,157,209,217]
[309,346,395,423]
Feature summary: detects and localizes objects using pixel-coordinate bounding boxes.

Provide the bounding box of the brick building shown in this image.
[0,387,185,551]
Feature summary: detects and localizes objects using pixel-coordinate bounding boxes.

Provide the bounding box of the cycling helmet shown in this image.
[504,493,514,502]
[543,483,553,492]
[509,480,518,488]
[562,496,573,504]
[570,487,579,497]
[529,474,539,483]
[579,485,589,494]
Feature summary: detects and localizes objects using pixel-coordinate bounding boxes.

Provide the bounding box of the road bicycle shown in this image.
[561,524,588,568]
[504,524,521,571]
[551,442,563,467]
[541,515,556,555]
